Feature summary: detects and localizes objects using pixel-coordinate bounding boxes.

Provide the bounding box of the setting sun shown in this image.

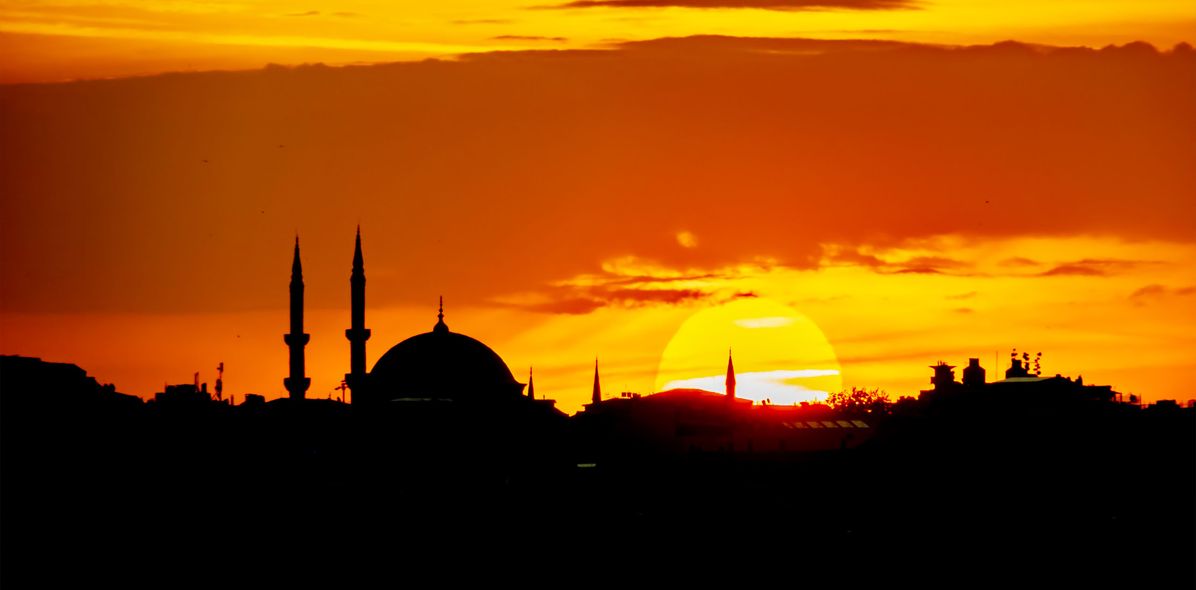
[654,297,842,404]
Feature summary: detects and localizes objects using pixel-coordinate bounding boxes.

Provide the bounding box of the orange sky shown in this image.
[0,0,1194,82]
[1,4,1194,413]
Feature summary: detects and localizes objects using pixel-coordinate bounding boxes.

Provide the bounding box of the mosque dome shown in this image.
[367,306,524,402]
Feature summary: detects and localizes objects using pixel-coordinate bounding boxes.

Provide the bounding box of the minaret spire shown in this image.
[527,367,535,399]
[284,237,311,399]
[345,225,371,404]
[726,347,736,401]
[591,357,602,405]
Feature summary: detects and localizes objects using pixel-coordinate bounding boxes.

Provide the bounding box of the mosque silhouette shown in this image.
[283,228,555,414]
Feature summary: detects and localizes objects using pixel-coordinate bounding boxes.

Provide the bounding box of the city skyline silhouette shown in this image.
[2,7,1194,584]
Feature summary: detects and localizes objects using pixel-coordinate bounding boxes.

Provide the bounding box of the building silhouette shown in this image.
[282,229,560,419]
[920,354,1118,405]
[2,342,1192,587]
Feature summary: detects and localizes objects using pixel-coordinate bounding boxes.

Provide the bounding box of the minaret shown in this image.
[345,226,371,401]
[726,348,737,400]
[527,367,535,399]
[591,358,602,404]
[283,237,311,399]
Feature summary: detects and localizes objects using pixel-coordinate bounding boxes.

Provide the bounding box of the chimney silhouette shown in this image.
[963,358,986,387]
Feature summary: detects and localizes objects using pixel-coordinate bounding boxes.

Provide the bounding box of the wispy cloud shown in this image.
[1129,283,1196,304]
[492,35,568,42]
[998,257,1040,268]
[495,255,771,314]
[497,287,707,314]
[284,10,359,18]
[676,230,699,249]
[1039,258,1155,277]
[546,0,915,11]
[452,18,514,24]
[0,20,506,54]
[734,316,794,328]
[821,245,974,276]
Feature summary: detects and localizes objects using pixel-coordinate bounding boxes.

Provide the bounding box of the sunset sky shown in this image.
[1,0,1194,83]
[1,2,1194,413]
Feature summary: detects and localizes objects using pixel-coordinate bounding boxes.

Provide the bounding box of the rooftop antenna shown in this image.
[215,362,224,402]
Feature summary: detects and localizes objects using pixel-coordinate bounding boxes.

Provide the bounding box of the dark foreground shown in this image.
[2,364,1192,587]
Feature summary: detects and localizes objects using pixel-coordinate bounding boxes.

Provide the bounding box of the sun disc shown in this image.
[653,297,841,404]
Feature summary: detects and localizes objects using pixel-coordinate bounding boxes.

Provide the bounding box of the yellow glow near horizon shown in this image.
[654,298,843,404]
[4,235,1193,413]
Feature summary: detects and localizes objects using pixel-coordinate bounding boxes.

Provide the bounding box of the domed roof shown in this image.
[367,306,523,402]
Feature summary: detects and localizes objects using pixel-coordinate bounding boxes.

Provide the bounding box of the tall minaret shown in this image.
[345,226,370,400]
[591,358,602,405]
[527,367,535,399]
[284,237,311,399]
[726,348,736,401]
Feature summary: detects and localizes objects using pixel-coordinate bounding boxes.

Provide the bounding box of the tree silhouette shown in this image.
[825,387,891,415]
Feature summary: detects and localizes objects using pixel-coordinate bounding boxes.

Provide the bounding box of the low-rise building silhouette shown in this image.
[920,353,1119,408]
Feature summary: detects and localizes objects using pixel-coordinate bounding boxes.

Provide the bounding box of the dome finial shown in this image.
[434,295,449,333]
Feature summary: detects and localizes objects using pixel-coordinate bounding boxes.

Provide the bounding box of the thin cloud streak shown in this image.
[547,0,915,10]
[492,35,569,42]
[0,20,518,54]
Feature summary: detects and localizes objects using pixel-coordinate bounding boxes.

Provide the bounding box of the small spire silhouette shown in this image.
[592,357,602,405]
[528,366,535,399]
[726,347,736,400]
[291,236,303,277]
[352,225,363,269]
[434,295,449,333]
